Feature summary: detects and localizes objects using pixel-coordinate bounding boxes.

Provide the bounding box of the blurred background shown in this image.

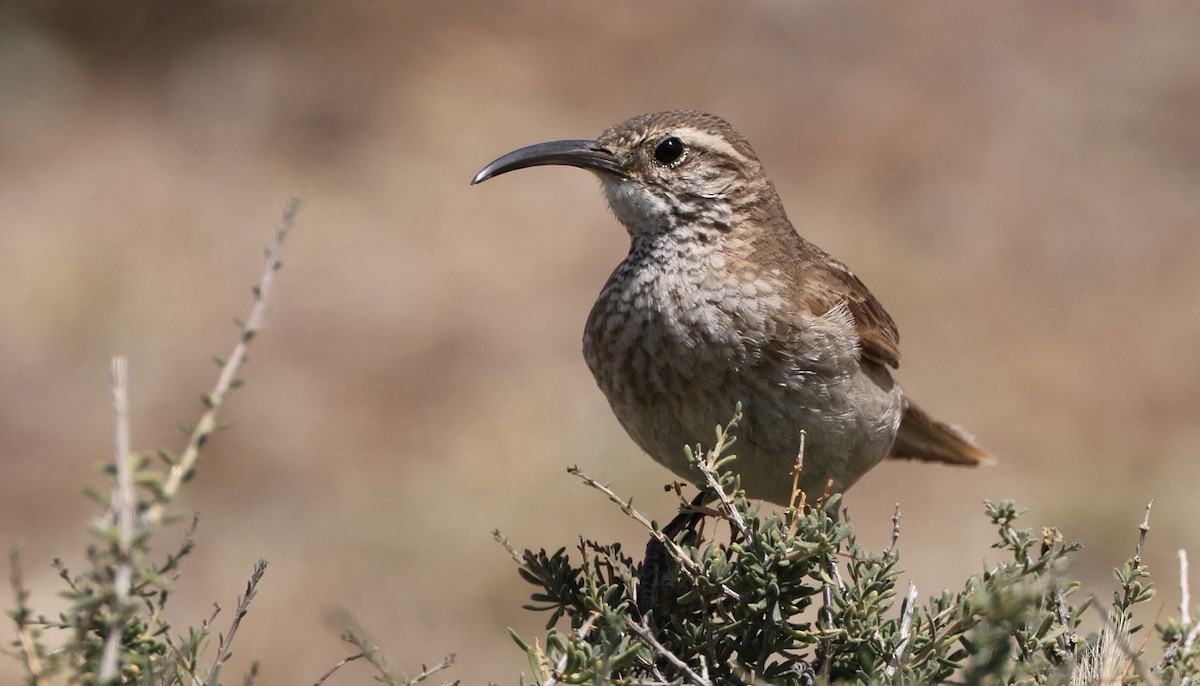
[1,1,1198,683]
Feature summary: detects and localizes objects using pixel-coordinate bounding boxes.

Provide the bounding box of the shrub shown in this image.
[500,409,1200,685]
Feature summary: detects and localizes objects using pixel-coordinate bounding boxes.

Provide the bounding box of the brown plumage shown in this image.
[472,110,993,505]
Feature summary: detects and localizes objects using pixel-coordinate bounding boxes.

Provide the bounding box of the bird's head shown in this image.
[472,110,785,239]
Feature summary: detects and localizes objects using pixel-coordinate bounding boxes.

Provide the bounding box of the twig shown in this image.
[1160,549,1199,671]
[1186,624,1200,657]
[1052,587,1080,659]
[316,648,457,686]
[567,466,657,533]
[566,466,714,589]
[1181,549,1192,630]
[8,548,45,683]
[909,603,975,664]
[886,582,918,682]
[315,652,365,686]
[1054,587,1072,628]
[205,561,268,686]
[1116,502,1154,616]
[827,558,847,593]
[99,356,136,683]
[1135,501,1153,566]
[786,430,807,516]
[405,654,457,685]
[696,419,752,544]
[1022,537,1063,575]
[785,434,808,541]
[885,504,901,555]
[530,637,552,685]
[628,619,711,686]
[311,652,365,686]
[143,199,298,529]
[162,627,206,686]
[697,458,750,543]
[1182,549,1200,654]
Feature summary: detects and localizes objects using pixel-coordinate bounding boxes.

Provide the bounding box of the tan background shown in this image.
[2,2,1198,683]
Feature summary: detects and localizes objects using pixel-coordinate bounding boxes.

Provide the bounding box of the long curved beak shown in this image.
[471,139,625,185]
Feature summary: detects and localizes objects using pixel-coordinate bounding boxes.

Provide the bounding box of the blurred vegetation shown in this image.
[4,202,458,685]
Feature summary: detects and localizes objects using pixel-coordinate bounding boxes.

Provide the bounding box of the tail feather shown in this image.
[889,399,995,466]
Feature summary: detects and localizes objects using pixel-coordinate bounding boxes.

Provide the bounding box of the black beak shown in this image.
[471,139,625,185]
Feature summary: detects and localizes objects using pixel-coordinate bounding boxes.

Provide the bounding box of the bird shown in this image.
[471,110,992,505]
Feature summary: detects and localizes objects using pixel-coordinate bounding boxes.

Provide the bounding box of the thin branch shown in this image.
[695,417,752,545]
[786,430,807,516]
[531,637,552,685]
[1181,549,1192,630]
[1135,501,1153,566]
[886,582,918,682]
[629,619,711,686]
[109,357,135,549]
[786,432,808,541]
[1183,549,1200,653]
[1115,501,1154,619]
[567,468,704,581]
[885,504,901,555]
[160,625,206,686]
[567,466,743,603]
[1186,622,1200,655]
[1052,587,1079,659]
[827,557,847,594]
[8,548,45,683]
[909,604,976,664]
[205,560,268,686]
[99,355,136,683]
[697,456,749,543]
[404,654,456,685]
[143,199,298,529]
[311,652,365,686]
[567,466,658,533]
[327,616,450,686]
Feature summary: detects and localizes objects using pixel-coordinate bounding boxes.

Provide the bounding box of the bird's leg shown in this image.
[636,490,713,624]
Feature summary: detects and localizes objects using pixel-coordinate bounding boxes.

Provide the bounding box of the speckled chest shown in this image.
[582,231,792,404]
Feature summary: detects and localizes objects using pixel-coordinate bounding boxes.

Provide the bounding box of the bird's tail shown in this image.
[888,399,995,466]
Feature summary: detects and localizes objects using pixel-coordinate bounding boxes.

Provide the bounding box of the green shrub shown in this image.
[499,409,1200,685]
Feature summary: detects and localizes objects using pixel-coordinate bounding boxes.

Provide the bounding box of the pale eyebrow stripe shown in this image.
[675,127,750,165]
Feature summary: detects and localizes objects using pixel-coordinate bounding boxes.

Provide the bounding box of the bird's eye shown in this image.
[653,136,685,165]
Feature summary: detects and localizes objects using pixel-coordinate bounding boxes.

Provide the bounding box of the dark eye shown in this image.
[654,136,685,165]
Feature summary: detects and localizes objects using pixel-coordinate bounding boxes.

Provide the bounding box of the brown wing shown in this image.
[744,212,901,368]
[803,256,902,368]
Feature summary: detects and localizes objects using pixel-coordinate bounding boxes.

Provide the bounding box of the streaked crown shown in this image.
[592,111,786,238]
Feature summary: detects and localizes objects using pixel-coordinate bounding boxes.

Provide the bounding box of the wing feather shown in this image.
[803,257,901,368]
